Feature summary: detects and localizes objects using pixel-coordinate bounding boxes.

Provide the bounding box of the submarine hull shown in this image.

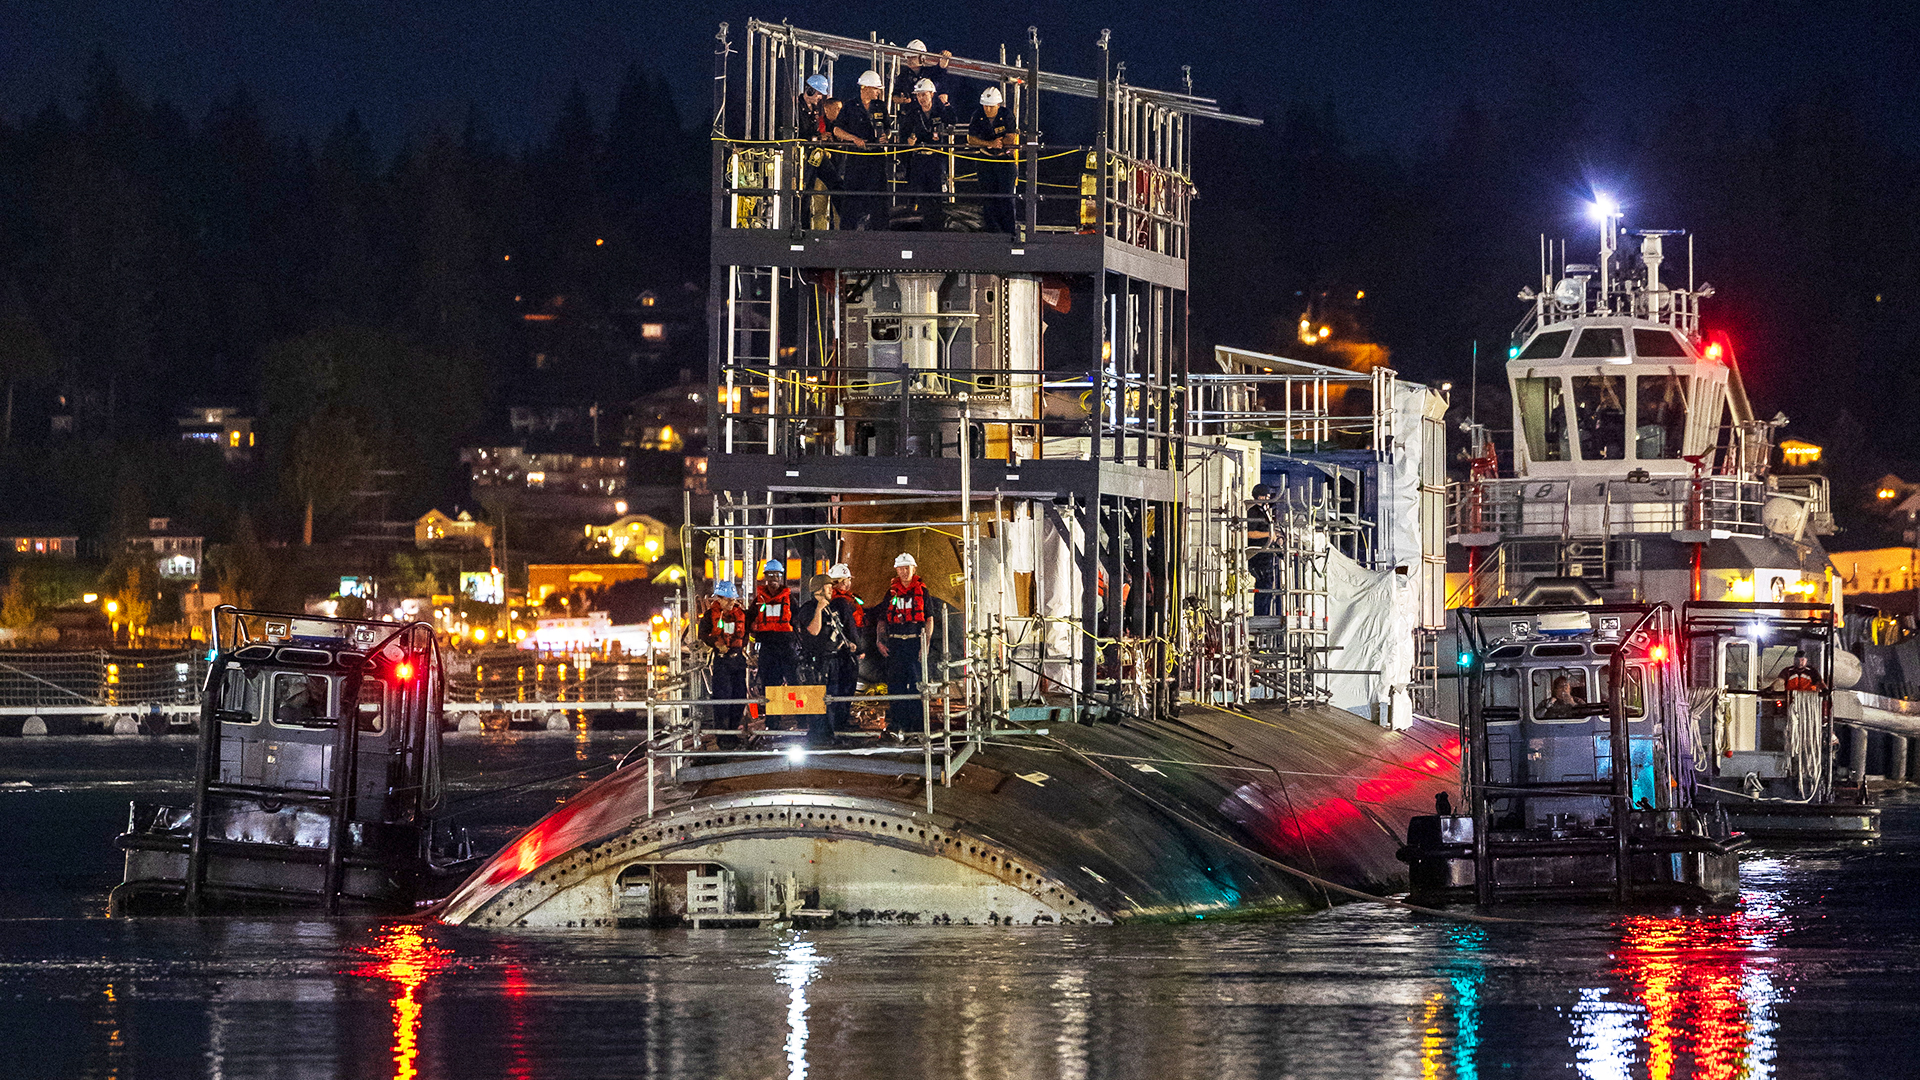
[438,704,1460,928]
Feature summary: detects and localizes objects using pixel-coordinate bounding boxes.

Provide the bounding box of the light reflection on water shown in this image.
[2,749,1915,1079]
[777,936,822,1080]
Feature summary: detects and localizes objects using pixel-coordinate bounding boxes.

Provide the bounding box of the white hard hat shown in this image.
[913,78,936,94]
[806,74,831,96]
[762,558,785,575]
[979,86,1003,107]
[907,39,927,52]
[827,563,852,579]
[858,70,885,89]
[894,552,917,568]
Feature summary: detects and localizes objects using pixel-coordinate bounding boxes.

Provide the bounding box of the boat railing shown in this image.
[716,362,1183,467]
[1448,475,1770,542]
[630,682,1033,816]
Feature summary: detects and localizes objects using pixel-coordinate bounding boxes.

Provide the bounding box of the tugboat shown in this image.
[112,607,477,914]
[1401,602,1743,905]
[1681,600,1879,839]
[1447,194,1877,840]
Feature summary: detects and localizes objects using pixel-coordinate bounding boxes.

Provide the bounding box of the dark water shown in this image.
[3,738,1918,1079]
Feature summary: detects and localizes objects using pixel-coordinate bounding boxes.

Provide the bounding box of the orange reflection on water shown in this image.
[353,924,453,1080]
[1609,907,1779,1080]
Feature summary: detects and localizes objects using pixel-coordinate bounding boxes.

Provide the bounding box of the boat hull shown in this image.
[438,704,1462,928]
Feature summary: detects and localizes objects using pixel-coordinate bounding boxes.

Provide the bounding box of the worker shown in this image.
[1247,483,1277,617]
[698,581,749,733]
[877,552,932,736]
[832,70,890,230]
[799,73,831,139]
[1538,675,1579,719]
[750,558,799,699]
[967,86,1019,235]
[891,40,954,104]
[797,573,861,744]
[898,79,959,229]
[800,75,839,229]
[1769,649,1825,692]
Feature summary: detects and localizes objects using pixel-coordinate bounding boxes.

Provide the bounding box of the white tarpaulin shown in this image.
[1325,542,1419,729]
[1379,386,1431,571]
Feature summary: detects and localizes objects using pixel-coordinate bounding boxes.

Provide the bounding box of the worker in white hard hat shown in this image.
[892,39,953,104]
[898,77,960,228]
[968,85,1020,235]
[832,70,891,229]
[878,552,932,736]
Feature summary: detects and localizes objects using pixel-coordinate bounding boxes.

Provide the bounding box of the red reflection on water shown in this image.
[503,962,533,1080]
[1612,910,1776,1080]
[353,924,453,1080]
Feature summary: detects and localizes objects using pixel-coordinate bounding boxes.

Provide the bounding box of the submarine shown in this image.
[438,21,1460,928]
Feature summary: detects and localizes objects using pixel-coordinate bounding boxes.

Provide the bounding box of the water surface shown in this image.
[3,738,1915,1078]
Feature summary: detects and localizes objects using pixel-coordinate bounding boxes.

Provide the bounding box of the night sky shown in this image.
[7,0,1915,155]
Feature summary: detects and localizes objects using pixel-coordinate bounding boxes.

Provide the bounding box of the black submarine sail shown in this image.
[437,21,1460,928]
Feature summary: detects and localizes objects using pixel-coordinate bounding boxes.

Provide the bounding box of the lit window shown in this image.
[642,323,665,340]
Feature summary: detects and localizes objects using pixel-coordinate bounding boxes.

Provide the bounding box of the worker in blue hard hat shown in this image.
[699,580,749,732]
[800,73,839,228]
[750,558,800,702]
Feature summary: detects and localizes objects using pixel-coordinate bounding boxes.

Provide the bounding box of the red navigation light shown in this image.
[394,661,415,682]
[1704,341,1724,363]
[1650,643,1670,663]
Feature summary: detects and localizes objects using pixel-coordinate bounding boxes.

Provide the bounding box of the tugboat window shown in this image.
[356,678,386,734]
[1570,327,1626,358]
[271,673,333,728]
[1515,376,1571,462]
[1635,373,1688,459]
[1532,667,1590,721]
[1599,664,1647,718]
[1632,328,1689,358]
[1516,329,1571,360]
[1571,375,1627,460]
[218,666,265,723]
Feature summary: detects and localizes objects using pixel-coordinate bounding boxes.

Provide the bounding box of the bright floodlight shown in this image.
[786,747,807,764]
[1588,194,1619,221]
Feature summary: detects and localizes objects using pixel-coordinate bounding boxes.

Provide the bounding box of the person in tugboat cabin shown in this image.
[750,559,799,704]
[878,552,932,736]
[1768,649,1825,692]
[699,581,750,733]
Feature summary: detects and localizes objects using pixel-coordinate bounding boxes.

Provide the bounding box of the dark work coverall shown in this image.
[797,595,860,745]
[968,107,1019,234]
[833,97,887,230]
[898,99,958,229]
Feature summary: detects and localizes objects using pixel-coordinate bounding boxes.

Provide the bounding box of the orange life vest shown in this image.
[751,584,794,633]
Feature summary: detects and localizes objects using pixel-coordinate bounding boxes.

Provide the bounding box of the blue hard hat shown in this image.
[762,559,785,575]
[806,74,831,96]
[713,581,738,599]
